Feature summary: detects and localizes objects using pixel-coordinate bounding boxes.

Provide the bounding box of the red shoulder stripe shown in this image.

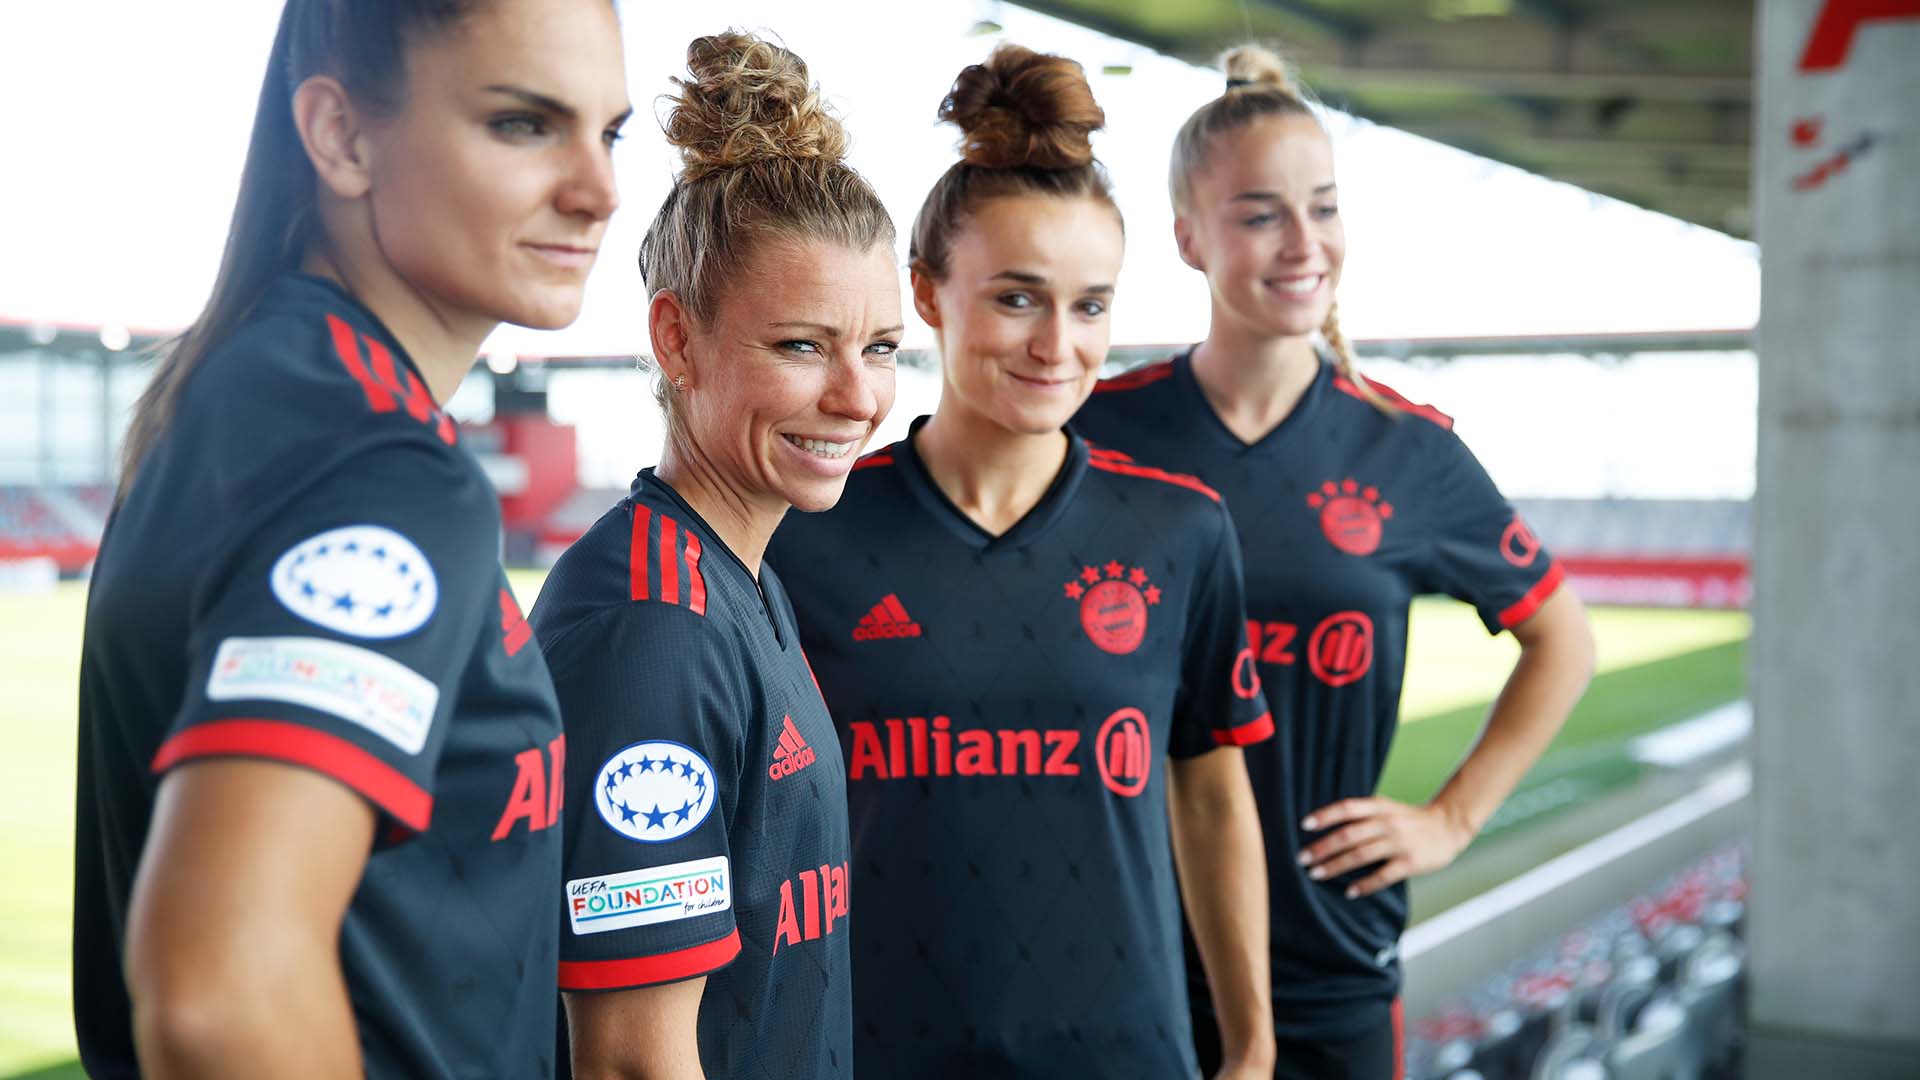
[1083,441,1136,464]
[852,450,895,472]
[151,718,432,832]
[1333,375,1454,430]
[629,504,707,616]
[659,516,681,608]
[327,314,396,414]
[1094,360,1175,394]
[1088,457,1221,503]
[684,530,707,616]
[558,929,742,991]
[1498,560,1565,629]
[629,505,652,602]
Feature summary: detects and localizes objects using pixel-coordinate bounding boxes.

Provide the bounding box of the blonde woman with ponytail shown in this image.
[1074,44,1595,1079]
[768,43,1276,1079]
[529,30,900,1080]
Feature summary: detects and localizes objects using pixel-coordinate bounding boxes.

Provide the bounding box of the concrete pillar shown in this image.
[1751,0,1920,1074]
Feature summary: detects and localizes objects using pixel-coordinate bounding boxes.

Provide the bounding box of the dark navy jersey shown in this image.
[531,470,852,1080]
[74,273,565,1078]
[1074,352,1564,1039]
[765,421,1272,1079]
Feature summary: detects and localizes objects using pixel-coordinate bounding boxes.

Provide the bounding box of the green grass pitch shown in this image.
[0,578,1745,1077]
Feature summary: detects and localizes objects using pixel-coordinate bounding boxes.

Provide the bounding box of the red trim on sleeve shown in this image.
[629,505,652,602]
[1093,360,1175,394]
[1392,998,1406,1080]
[1333,375,1454,430]
[659,516,681,607]
[1212,712,1275,747]
[1083,441,1136,464]
[326,314,397,414]
[852,451,894,471]
[1498,560,1566,629]
[1087,457,1222,503]
[684,531,707,616]
[557,929,742,991]
[151,719,432,832]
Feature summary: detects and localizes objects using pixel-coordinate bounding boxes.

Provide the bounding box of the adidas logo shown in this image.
[853,593,923,641]
[768,715,817,781]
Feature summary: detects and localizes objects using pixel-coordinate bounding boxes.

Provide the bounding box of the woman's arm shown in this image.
[1300,584,1596,897]
[565,979,708,1080]
[126,759,375,1078]
[1167,748,1276,1079]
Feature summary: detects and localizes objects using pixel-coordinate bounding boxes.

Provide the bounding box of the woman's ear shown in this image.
[1173,215,1206,273]
[909,266,943,331]
[291,75,375,200]
[649,289,695,389]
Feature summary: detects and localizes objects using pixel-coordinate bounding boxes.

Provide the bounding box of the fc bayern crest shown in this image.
[270,524,437,638]
[1307,478,1393,557]
[1063,560,1160,655]
[595,740,716,844]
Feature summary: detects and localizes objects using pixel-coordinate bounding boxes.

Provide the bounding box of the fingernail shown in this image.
[1308,867,1326,880]
[1302,816,1318,830]
[1296,851,1312,866]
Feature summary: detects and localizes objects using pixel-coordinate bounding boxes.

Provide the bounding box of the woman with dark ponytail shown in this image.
[1074,44,1595,1079]
[74,1,629,1075]
[767,43,1277,1079]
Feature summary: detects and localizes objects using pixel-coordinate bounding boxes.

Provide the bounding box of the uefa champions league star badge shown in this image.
[595,741,716,843]
[270,525,438,638]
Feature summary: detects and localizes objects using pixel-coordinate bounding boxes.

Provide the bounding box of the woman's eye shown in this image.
[490,114,548,139]
[1242,212,1277,228]
[602,125,627,148]
[778,340,822,356]
[1076,299,1108,317]
[866,341,900,358]
[1313,204,1339,220]
[997,292,1035,310]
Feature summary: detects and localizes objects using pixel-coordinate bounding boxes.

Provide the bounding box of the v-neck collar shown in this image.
[632,468,788,647]
[892,416,1089,553]
[1173,347,1333,456]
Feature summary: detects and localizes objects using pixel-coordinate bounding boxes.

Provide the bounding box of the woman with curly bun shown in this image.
[1075,44,1594,1079]
[768,44,1276,1079]
[529,29,901,1080]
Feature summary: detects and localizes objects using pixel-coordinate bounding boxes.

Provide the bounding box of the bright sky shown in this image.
[1,0,1758,354]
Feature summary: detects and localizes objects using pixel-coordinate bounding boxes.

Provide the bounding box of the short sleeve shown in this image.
[1418,428,1566,634]
[155,436,500,834]
[1168,503,1275,759]
[540,602,749,992]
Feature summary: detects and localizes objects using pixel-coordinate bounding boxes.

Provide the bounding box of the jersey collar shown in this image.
[891,415,1090,553]
[1172,346,1334,456]
[260,272,434,398]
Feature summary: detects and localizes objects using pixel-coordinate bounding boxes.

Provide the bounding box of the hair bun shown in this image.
[663,30,848,182]
[938,43,1104,170]
[1221,44,1295,94]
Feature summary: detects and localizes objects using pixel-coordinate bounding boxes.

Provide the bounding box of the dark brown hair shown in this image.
[909,43,1119,282]
[120,0,491,488]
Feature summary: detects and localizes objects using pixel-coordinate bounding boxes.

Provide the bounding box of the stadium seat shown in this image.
[1606,994,1690,1080]
[1593,955,1662,1040]
[1528,1022,1602,1080]
[1677,934,1745,1076]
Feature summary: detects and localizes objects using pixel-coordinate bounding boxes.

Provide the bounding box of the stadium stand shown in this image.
[1512,499,1750,610]
[1406,846,1747,1080]
[0,485,99,572]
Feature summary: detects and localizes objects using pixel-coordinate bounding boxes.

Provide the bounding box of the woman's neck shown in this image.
[1189,316,1322,445]
[915,399,1069,538]
[655,438,786,577]
[302,247,494,406]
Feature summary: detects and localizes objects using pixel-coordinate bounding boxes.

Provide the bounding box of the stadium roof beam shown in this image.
[1008,0,1755,238]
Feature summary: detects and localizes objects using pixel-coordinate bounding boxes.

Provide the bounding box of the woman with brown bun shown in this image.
[73,1,627,1076]
[1074,45,1595,1079]
[529,30,900,1080]
[768,44,1277,1079]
